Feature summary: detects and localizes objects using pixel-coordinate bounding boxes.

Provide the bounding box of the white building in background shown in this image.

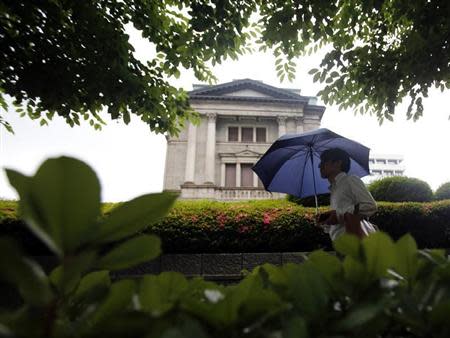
[364,154,405,183]
[163,79,325,200]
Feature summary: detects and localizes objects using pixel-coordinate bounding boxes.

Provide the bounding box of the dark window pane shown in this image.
[225,164,236,187]
[241,164,253,187]
[228,127,238,142]
[241,127,253,142]
[256,128,266,142]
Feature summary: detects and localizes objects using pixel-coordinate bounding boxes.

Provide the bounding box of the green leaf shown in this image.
[5,169,60,254]
[139,272,189,316]
[334,301,385,331]
[0,238,53,306]
[333,234,361,259]
[308,68,318,75]
[6,157,101,255]
[90,279,136,326]
[362,232,396,278]
[96,192,177,243]
[343,256,366,284]
[97,235,161,271]
[283,264,329,319]
[307,250,342,285]
[282,316,308,338]
[71,271,111,308]
[394,234,418,282]
[49,251,97,295]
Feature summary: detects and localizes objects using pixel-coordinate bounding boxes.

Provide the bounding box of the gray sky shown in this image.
[1,28,450,201]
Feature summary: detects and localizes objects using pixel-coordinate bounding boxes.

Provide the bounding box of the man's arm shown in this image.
[347,176,377,217]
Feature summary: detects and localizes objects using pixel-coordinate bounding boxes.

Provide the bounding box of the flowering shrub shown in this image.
[2,199,450,255]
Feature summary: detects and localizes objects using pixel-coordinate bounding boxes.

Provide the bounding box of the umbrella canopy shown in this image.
[252,128,370,199]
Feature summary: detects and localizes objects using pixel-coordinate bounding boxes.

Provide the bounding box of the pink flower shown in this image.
[263,212,271,225]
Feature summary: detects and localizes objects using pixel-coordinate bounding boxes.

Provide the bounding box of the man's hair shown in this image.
[320,148,351,173]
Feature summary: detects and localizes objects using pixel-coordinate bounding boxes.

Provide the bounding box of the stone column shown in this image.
[253,171,258,188]
[184,121,197,183]
[204,113,217,184]
[295,116,304,134]
[277,116,287,137]
[236,162,241,187]
[220,163,226,187]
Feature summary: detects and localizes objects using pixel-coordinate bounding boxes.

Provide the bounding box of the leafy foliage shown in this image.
[1,157,450,337]
[2,0,449,132]
[369,176,433,202]
[435,182,450,200]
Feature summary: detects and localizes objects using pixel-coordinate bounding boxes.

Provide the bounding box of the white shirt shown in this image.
[325,172,377,241]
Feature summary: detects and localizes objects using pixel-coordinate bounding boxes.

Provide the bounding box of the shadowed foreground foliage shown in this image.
[1,157,450,338]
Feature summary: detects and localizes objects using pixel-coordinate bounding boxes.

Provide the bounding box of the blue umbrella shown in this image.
[252,128,370,210]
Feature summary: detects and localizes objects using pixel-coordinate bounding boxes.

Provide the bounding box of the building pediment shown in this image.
[219,149,263,158]
[189,79,307,101]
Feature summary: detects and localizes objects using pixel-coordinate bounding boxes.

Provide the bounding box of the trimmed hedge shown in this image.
[435,182,450,200]
[368,176,433,202]
[2,199,450,255]
[286,193,330,207]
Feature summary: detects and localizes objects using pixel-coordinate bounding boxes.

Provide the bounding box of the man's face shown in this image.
[319,159,341,179]
[319,159,331,179]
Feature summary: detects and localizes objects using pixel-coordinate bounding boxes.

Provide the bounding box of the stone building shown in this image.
[163,79,325,200]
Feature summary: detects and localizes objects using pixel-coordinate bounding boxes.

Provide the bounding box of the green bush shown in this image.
[286,193,330,207]
[368,176,433,202]
[3,199,450,255]
[435,182,450,200]
[1,157,450,338]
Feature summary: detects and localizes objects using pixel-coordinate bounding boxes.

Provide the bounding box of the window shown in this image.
[369,159,375,164]
[387,159,397,165]
[385,170,393,176]
[395,171,403,175]
[228,127,238,142]
[372,170,382,175]
[376,159,386,164]
[241,164,254,187]
[241,127,253,142]
[257,177,264,188]
[225,164,236,187]
[256,128,266,142]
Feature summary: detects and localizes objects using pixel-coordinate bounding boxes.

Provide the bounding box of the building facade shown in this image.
[163,79,325,200]
[364,154,405,183]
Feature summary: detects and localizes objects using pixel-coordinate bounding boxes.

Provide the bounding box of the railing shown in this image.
[215,188,284,200]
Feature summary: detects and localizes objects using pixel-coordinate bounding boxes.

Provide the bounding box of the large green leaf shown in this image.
[394,234,418,283]
[343,256,367,285]
[333,234,361,259]
[70,271,111,310]
[90,279,136,327]
[6,157,101,255]
[95,192,178,243]
[49,251,97,295]
[5,169,60,255]
[96,235,161,271]
[139,272,189,316]
[307,250,342,285]
[0,239,53,306]
[334,301,386,332]
[282,316,309,338]
[362,232,396,278]
[282,263,330,319]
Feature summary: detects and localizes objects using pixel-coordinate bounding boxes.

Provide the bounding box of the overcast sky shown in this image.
[1,28,450,202]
